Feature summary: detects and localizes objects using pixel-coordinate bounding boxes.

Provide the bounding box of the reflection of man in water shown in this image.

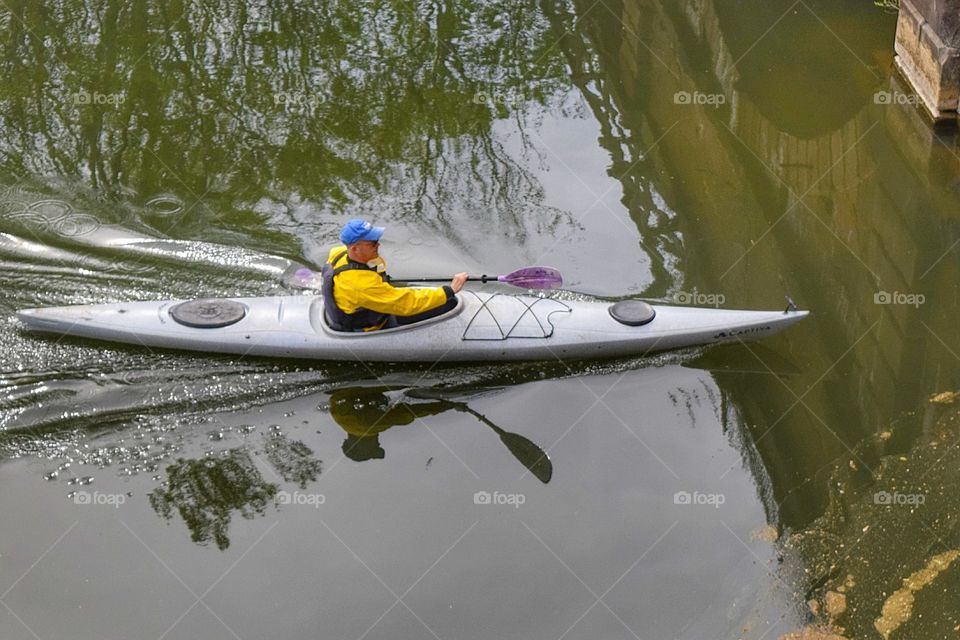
[327,386,553,482]
[329,387,448,462]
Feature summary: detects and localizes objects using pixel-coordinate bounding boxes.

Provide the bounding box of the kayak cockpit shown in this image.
[310,290,574,341]
[310,295,465,337]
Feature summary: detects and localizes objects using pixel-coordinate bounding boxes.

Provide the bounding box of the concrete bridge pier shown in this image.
[895,0,960,121]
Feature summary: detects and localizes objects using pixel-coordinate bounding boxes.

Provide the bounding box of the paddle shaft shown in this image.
[290,264,561,290]
[392,275,499,283]
[395,266,560,288]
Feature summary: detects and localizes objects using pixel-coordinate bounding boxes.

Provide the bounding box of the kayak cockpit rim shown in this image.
[310,295,465,337]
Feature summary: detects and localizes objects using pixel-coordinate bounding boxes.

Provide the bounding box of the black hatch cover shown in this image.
[608,300,656,326]
[170,299,246,328]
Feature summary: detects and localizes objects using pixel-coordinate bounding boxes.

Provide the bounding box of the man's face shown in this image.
[352,239,380,262]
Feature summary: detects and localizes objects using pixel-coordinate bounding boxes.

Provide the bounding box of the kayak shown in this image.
[16,290,808,362]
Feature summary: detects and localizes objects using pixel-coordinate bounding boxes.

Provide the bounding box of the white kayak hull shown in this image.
[17,291,808,362]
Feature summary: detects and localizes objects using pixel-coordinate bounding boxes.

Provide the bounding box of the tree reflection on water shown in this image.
[0,0,576,247]
[149,448,277,550]
[149,433,321,550]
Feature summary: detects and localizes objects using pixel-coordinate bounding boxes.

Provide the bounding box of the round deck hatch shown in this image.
[608,300,656,326]
[170,299,246,328]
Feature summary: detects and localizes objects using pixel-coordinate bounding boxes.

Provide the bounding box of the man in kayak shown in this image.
[321,219,469,331]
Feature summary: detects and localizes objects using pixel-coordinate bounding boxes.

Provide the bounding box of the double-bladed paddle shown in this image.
[291,265,562,290]
[396,266,562,290]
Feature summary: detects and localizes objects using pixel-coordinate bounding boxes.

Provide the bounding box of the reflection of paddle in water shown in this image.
[406,387,552,484]
[453,402,552,484]
[329,386,553,483]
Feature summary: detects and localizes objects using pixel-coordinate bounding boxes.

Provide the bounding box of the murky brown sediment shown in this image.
[874,550,960,639]
[781,399,960,639]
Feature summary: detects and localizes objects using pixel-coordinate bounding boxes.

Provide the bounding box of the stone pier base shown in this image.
[894,0,960,121]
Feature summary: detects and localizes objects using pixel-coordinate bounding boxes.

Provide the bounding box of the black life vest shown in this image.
[321,250,389,331]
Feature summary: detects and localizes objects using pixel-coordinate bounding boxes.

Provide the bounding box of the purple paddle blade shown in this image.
[498,266,562,290]
[291,267,323,289]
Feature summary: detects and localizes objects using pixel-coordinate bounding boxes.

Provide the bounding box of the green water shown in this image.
[1,1,959,638]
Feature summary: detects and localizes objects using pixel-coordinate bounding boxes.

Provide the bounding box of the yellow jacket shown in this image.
[326,246,450,317]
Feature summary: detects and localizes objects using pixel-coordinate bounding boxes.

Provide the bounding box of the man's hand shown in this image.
[450,272,469,293]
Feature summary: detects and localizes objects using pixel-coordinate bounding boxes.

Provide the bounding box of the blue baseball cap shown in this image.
[339,219,385,245]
